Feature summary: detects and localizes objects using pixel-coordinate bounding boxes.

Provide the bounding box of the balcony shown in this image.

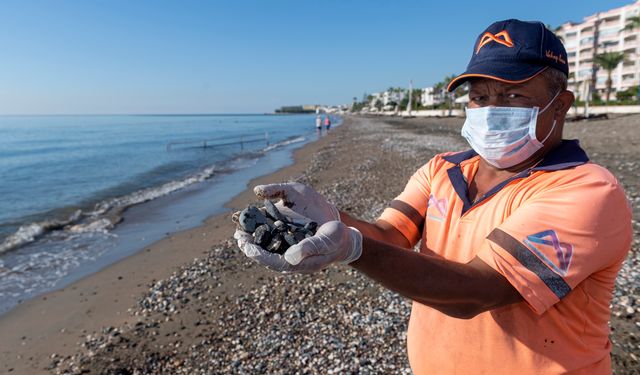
[579,48,593,55]
[581,26,594,34]
[579,53,594,60]
[578,70,593,78]
[623,65,637,74]
[602,14,621,24]
[599,32,620,42]
[580,32,594,40]
[622,74,636,82]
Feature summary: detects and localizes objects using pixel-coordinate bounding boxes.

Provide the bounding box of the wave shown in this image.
[0,210,82,254]
[262,136,306,152]
[0,135,308,255]
[0,165,229,255]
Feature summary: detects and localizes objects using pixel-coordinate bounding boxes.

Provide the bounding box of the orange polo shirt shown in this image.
[378,140,632,375]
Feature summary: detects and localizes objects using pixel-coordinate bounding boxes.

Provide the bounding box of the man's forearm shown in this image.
[339,211,410,248]
[349,236,521,319]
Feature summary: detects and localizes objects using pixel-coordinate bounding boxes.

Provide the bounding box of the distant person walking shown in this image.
[324,115,331,131]
[315,115,322,131]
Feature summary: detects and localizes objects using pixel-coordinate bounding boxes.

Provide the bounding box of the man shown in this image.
[235,19,632,374]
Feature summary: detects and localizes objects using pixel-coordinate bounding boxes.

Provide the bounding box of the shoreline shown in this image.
[0,114,326,315]
[0,123,339,374]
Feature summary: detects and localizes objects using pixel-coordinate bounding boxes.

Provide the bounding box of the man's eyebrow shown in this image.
[504,86,529,92]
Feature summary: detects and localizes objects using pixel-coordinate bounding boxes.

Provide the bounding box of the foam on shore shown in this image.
[0,136,307,256]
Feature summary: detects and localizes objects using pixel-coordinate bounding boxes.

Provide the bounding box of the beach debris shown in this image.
[253,224,272,248]
[304,221,318,233]
[234,200,317,254]
[267,233,287,254]
[237,206,268,233]
[263,199,287,222]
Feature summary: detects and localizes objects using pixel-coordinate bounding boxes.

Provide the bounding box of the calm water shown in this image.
[0,114,337,314]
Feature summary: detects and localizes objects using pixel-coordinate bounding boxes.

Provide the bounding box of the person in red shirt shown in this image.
[324,115,331,130]
[235,19,632,374]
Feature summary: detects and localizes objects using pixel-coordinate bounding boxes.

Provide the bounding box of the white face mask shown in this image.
[461,91,561,169]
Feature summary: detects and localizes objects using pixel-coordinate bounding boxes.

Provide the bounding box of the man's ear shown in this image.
[556,90,575,116]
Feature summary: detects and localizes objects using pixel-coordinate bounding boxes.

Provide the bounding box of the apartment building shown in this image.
[421,87,444,107]
[555,1,640,100]
[382,90,405,105]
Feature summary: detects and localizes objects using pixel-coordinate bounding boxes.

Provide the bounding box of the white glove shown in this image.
[283,221,362,273]
[254,183,340,225]
[234,228,302,273]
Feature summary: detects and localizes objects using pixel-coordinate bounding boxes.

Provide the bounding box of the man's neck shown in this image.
[470,140,561,202]
[493,138,563,174]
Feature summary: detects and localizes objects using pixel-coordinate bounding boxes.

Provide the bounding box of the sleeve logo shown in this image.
[523,230,573,276]
[427,194,448,222]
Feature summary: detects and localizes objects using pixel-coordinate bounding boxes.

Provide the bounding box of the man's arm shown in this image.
[340,211,411,249]
[350,236,523,319]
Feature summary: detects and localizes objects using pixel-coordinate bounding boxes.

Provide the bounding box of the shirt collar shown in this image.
[442,139,589,171]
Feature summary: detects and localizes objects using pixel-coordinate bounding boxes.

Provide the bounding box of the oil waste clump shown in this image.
[233,200,317,255]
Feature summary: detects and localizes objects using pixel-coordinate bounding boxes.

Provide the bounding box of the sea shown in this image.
[0,113,338,315]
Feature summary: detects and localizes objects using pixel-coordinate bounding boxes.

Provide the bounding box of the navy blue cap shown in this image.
[447,19,568,92]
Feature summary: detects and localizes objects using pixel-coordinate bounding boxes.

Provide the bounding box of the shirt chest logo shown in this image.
[427,194,448,222]
[523,230,573,276]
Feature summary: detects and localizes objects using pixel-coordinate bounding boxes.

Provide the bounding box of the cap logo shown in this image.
[476,30,514,54]
[545,50,566,65]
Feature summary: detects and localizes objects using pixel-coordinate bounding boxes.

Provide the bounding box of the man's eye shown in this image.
[507,93,522,99]
[471,96,486,102]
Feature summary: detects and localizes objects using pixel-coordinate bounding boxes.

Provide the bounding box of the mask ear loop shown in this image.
[538,91,562,144]
[539,90,562,114]
[540,119,557,143]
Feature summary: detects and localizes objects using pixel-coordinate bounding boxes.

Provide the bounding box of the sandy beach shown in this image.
[1,115,638,374]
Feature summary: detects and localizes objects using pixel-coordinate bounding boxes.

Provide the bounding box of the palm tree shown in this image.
[624,16,640,105]
[374,99,383,111]
[624,15,640,31]
[412,88,422,109]
[443,75,457,116]
[431,82,445,110]
[594,52,626,103]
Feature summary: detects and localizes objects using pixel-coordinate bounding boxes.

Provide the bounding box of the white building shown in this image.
[382,90,405,105]
[555,1,640,100]
[421,86,445,107]
[369,92,383,108]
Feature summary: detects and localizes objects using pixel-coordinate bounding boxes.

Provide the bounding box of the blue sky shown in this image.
[0,0,634,114]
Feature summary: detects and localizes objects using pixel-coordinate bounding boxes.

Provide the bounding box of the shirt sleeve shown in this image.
[378,155,446,246]
[476,165,633,314]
